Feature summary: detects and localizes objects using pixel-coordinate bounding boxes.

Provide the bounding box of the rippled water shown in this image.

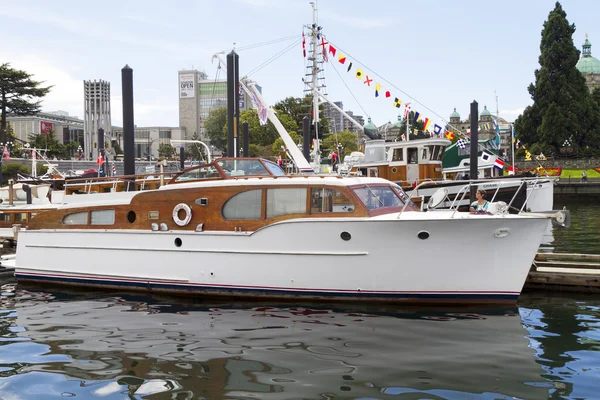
[548,199,600,255]
[1,280,599,399]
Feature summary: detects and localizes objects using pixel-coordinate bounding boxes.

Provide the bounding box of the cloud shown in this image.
[0,2,207,54]
[500,108,525,120]
[1,51,84,119]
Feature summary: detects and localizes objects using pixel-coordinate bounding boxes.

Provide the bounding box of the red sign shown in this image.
[40,121,53,135]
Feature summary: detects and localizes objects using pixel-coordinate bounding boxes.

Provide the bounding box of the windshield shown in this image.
[217,159,272,176]
[352,185,405,210]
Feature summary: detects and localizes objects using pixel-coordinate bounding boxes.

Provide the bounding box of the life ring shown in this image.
[172,203,192,227]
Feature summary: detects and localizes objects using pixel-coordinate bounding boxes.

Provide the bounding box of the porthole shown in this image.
[391,167,398,173]
[174,238,182,247]
[127,211,136,223]
[340,231,351,241]
[417,231,430,240]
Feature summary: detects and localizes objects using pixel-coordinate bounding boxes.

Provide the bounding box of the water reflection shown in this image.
[0,284,551,399]
[519,293,600,400]
[549,199,600,255]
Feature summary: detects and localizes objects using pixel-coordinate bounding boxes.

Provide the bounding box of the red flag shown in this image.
[385,91,391,98]
[338,53,346,64]
[302,31,306,58]
[328,44,337,56]
[320,37,328,62]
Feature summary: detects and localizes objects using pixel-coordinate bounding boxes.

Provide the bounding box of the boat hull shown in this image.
[14,213,549,305]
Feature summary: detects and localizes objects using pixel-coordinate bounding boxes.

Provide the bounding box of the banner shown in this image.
[179,74,195,98]
[40,121,53,135]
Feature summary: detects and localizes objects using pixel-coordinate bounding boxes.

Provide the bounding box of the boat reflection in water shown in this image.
[1,287,551,399]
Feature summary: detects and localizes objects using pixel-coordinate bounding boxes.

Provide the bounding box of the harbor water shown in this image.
[0,200,598,399]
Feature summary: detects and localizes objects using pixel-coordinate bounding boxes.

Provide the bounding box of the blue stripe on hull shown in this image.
[15,273,520,304]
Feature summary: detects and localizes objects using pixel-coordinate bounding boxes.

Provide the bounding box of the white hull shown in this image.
[15,211,549,304]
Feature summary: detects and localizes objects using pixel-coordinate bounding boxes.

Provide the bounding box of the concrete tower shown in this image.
[83,80,111,160]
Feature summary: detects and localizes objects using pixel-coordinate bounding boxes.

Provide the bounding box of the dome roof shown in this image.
[450,107,460,119]
[393,114,403,128]
[576,38,600,74]
[481,106,491,117]
[364,117,377,131]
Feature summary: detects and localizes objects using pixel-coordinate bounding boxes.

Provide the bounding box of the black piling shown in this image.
[122,65,136,190]
[226,51,240,157]
[469,100,479,201]
[242,121,249,157]
[180,147,185,170]
[303,116,310,161]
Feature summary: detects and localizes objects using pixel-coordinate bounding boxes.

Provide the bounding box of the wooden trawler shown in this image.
[345,138,450,188]
[10,157,558,305]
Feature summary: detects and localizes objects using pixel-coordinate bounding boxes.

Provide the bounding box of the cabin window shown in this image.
[421,148,428,161]
[263,161,287,176]
[392,149,403,162]
[91,210,115,225]
[223,189,262,220]
[353,186,404,210]
[62,212,88,225]
[0,213,9,222]
[407,148,418,164]
[266,188,307,218]
[311,188,354,213]
[428,145,443,161]
[218,159,272,177]
[174,166,221,182]
[14,213,27,222]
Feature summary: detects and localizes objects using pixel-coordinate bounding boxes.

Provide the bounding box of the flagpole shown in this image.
[511,124,515,174]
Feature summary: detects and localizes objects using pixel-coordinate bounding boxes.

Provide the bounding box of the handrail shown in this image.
[398,176,552,219]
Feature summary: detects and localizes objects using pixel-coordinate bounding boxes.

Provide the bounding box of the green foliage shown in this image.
[274,95,330,137]
[396,112,426,139]
[187,132,206,161]
[0,63,52,142]
[158,144,175,159]
[271,131,302,155]
[515,2,600,152]
[593,87,600,107]
[1,162,29,185]
[204,107,228,151]
[27,130,64,158]
[320,131,360,154]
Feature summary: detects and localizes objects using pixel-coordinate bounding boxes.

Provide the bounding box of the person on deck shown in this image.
[330,150,338,172]
[582,170,588,183]
[470,189,489,213]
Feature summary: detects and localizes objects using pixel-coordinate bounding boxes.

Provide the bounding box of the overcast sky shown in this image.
[1,0,597,129]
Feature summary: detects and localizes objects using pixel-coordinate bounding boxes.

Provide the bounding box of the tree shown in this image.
[27,130,65,159]
[158,143,174,159]
[397,112,425,139]
[320,131,360,154]
[274,95,330,137]
[514,2,600,151]
[592,87,600,107]
[0,63,52,143]
[204,107,227,150]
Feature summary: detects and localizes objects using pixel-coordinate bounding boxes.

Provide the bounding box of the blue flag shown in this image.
[494,122,501,147]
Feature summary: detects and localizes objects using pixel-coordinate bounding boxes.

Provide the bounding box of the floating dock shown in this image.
[525,252,600,292]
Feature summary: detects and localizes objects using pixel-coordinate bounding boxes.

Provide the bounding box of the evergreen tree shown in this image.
[0,63,52,142]
[398,112,425,139]
[514,2,600,151]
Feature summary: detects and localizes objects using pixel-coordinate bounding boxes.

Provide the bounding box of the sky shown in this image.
[1,0,599,130]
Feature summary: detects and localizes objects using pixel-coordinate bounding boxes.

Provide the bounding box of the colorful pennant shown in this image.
[375,83,381,97]
[355,68,364,79]
[393,97,402,108]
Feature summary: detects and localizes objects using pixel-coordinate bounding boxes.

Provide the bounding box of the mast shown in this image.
[309,1,320,142]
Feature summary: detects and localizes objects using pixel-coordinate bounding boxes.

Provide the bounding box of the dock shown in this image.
[525,252,600,292]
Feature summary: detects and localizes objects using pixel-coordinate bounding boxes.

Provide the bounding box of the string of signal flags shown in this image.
[301,31,533,153]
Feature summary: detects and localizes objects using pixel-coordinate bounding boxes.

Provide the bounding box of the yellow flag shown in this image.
[355,68,364,79]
